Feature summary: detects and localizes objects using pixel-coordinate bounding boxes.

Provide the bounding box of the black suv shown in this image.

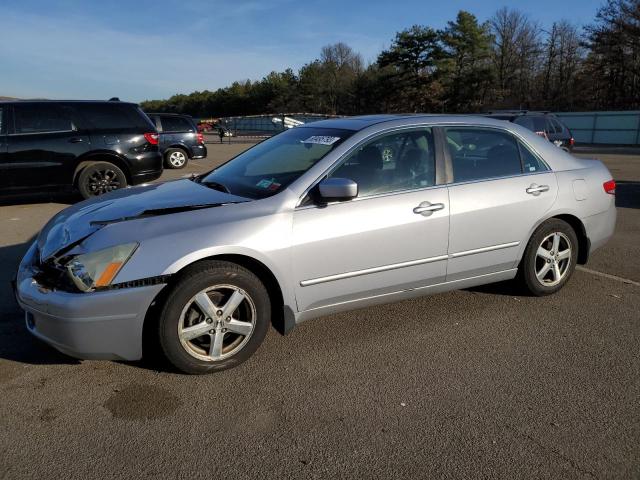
[0,100,162,199]
[485,111,575,152]
[146,113,207,169]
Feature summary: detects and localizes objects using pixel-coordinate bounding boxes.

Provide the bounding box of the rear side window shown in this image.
[0,107,4,134]
[159,116,193,132]
[519,142,549,173]
[73,103,153,131]
[445,128,522,182]
[13,104,74,134]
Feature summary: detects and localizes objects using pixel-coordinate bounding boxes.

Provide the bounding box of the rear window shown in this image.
[13,104,75,134]
[73,103,153,131]
[159,116,194,132]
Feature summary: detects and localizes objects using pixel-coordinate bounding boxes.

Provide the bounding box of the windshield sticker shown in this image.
[256,178,281,191]
[301,135,340,146]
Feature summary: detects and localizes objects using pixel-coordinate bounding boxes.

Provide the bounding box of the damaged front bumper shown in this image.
[15,242,166,361]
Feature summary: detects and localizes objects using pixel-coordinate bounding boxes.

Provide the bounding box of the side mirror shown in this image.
[318,177,358,202]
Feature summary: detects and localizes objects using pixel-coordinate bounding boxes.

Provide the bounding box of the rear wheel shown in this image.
[158,261,270,374]
[164,148,188,169]
[518,218,578,296]
[77,162,127,199]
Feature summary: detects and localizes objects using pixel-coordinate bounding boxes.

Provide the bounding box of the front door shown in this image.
[444,126,558,281]
[292,127,450,312]
[7,103,90,189]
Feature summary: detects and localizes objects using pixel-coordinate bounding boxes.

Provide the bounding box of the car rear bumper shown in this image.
[583,203,617,255]
[15,244,165,361]
[191,144,207,159]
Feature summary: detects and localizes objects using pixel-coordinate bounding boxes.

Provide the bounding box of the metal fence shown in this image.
[220,113,339,139]
[554,111,640,145]
[212,111,640,145]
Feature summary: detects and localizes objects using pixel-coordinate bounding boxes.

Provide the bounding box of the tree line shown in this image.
[140,0,640,117]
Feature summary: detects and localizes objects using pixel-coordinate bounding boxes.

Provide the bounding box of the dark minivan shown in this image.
[146,113,207,169]
[0,100,163,199]
[485,111,575,152]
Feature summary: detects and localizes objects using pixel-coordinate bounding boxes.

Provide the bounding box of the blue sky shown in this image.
[1,0,604,102]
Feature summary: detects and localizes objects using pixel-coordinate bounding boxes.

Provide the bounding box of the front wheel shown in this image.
[158,261,271,374]
[517,218,578,296]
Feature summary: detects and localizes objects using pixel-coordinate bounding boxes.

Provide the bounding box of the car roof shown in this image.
[0,99,139,106]
[300,114,514,132]
[147,112,192,118]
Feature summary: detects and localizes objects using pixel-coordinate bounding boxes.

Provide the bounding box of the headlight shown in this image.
[65,243,138,292]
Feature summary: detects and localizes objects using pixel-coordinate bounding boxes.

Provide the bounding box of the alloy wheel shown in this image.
[535,232,572,287]
[169,151,186,167]
[177,285,256,362]
[87,168,121,195]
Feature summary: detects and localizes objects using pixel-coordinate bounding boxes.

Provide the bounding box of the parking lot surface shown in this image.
[1,143,638,479]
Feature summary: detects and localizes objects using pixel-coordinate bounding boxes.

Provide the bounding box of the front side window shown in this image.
[446,128,522,182]
[329,128,436,197]
[200,127,352,199]
[13,104,74,134]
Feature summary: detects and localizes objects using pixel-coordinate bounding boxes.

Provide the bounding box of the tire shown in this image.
[77,162,127,199]
[158,261,271,374]
[517,218,579,296]
[164,148,188,169]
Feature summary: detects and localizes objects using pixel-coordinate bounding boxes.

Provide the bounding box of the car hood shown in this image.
[37,179,249,261]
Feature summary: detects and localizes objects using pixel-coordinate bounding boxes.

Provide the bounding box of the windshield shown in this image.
[200,127,353,199]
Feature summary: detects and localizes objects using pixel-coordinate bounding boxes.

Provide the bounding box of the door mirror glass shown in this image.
[318,177,358,201]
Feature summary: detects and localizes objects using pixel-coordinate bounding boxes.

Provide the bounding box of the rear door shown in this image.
[444,126,557,281]
[7,103,90,189]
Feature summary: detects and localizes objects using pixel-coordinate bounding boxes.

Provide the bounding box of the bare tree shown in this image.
[489,7,542,109]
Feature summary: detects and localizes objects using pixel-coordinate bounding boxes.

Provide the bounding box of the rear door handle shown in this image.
[413,202,445,216]
[526,184,549,195]
[68,137,84,143]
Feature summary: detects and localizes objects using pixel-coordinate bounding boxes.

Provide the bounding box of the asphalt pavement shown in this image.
[0,143,638,479]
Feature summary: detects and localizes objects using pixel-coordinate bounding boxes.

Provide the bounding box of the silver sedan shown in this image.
[16,115,616,374]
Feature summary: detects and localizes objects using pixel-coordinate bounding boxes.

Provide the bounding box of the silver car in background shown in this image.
[16,115,616,374]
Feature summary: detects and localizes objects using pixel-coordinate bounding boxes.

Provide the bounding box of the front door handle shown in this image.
[413,201,445,216]
[526,184,550,195]
[68,137,84,143]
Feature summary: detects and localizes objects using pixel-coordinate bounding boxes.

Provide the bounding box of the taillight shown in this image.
[143,132,159,145]
[603,179,616,195]
[197,132,204,144]
[569,137,575,146]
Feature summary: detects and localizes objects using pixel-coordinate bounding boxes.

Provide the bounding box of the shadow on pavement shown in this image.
[615,181,640,209]
[0,239,80,366]
[0,191,78,207]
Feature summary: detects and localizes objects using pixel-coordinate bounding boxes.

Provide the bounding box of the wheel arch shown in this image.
[164,144,193,158]
[551,213,590,264]
[73,151,133,186]
[144,252,294,354]
[520,212,590,266]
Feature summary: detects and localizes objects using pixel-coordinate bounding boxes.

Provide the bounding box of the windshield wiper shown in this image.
[199,180,231,194]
